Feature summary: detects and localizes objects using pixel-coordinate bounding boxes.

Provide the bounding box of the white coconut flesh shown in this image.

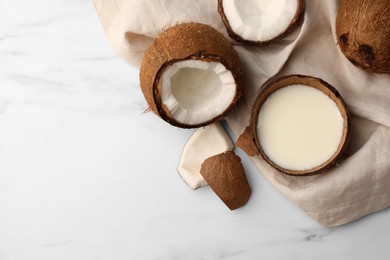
[222,0,298,42]
[160,60,236,125]
[177,122,234,190]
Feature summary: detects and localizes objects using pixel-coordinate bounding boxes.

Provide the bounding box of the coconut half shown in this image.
[177,122,234,190]
[200,151,251,210]
[237,75,350,176]
[218,0,305,45]
[140,23,243,128]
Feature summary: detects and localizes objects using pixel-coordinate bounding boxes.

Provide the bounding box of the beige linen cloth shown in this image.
[92,0,390,227]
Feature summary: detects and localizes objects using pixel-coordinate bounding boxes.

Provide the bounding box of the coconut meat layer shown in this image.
[161,60,236,125]
[177,122,234,190]
[222,0,298,42]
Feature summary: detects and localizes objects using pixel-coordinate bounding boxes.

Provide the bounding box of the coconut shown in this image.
[336,0,390,73]
[177,122,234,190]
[237,75,350,176]
[236,126,260,157]
[139,22,243,128]
[200,151,251,210]
[218,0,305,46]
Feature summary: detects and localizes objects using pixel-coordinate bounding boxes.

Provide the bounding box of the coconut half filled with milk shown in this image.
[237,75,350,176]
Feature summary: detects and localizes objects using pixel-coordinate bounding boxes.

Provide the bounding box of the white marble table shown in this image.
[1,0,390,259]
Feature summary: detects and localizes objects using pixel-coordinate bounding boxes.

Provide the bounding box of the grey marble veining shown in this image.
[1,0,390,259]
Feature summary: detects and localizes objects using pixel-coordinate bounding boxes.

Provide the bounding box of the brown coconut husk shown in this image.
[218,0,305,46]
[336,0,390,74]
[237,74,350,176]
[200,151,251,210]
[139,22,243,128]
[236,126,260,157]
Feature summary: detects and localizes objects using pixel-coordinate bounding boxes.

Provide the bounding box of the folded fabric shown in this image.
[92,0,390,227]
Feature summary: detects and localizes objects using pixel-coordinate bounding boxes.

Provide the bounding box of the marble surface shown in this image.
[1,0,390,259]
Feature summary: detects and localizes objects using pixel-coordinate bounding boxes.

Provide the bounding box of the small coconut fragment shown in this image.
[140,22,243,128]
[200,151,251,210]
[177,122,234,190]
[218,0,305,46]
[336,0,390,73]
[236,126,260,157]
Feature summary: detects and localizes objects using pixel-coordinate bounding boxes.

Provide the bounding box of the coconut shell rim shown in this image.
[217,0,305,46]
[249,74,350,176]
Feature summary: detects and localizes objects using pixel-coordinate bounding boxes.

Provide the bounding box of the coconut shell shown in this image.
[336,0,390,73]
[139,22,243,128]
[243,75,350,176]
[218,0,305,46]
[200,151,251,210]
[235,126,260,157]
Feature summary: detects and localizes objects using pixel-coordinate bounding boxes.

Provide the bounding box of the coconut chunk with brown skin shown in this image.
[177,122,234,190]
[140,23,243,128]
[218,0,305,45]
[200,151,251,210]
[236,126,260,157]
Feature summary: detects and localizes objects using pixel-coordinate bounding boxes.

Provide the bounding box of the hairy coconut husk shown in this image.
[238,75,350,176]
[218,0,305,46]
[336,0,390,73]
[139,22,243,128]
[200,151,251,210]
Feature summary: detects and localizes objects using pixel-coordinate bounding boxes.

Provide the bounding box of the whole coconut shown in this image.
[336,0,390,74]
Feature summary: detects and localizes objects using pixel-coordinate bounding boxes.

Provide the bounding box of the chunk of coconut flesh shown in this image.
[161,60,236,125]
[177,122,234,190]
[222,0,298,42]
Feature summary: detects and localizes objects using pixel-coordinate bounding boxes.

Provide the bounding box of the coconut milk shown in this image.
[257,84,344,171]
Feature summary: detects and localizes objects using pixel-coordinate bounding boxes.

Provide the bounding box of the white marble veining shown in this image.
[1,0,390,259]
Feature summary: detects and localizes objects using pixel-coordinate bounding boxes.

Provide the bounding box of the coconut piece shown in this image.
[139,22,243,128]
[240,75,350,176]
[218,0,305,46]
[200,151,251,210]
[236,126,260,157]
[336,0,390,73]
[177,122,234,190]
